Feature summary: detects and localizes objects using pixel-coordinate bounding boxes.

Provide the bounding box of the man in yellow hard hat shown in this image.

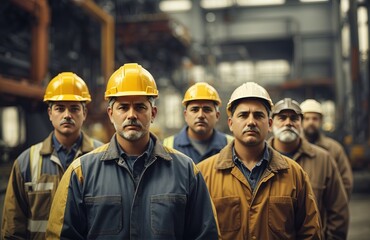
[46,63,219,239]
[2,73,103,239]
[300,99,353,199]
[163,82,233,163]
[268,98,349,239]
[197,82,322,239]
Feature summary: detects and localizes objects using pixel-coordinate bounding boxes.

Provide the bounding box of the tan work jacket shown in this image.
[310,133,353,199]
[268,137,350,240]
[197,141,322,240]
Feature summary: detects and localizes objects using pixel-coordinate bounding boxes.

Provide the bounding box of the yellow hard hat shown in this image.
[226,82,273,116]
[43,72,91,103]
[182,82,222,106]
[300,99,323,115]
[272,98,302,117]
[104,63,158,99]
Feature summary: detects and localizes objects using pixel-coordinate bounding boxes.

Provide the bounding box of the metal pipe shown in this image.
[72,0,115,83]
[10,0,50,85]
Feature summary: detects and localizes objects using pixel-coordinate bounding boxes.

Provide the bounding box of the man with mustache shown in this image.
[2,72,103,239]
[300,99,353,199]
[46,63,219,239]
[269,98,349,239]
[163,82,233,163]
[197,82,322,239]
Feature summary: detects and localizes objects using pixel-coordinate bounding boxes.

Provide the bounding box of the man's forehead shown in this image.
[187,100,215,108]
[235,100,266,111]
[115,96,148,104]
[51,101,82,106]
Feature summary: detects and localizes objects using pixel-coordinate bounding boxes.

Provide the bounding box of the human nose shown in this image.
[247,115,256,126]
[127,106,137,119]
[197,109,205,118]
[283,117,293,126]
[63,109,72,119]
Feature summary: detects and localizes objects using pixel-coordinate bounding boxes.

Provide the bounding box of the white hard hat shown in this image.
[300,99,323,115]
[226,82,273,116]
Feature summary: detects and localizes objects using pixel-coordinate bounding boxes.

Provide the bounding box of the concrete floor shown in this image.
[1,169,370,238]
[347,193,370,240]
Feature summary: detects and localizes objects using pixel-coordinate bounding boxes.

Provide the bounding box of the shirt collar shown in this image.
[232,141,270,166]
[116,136,154,161]
[52,133,82,153]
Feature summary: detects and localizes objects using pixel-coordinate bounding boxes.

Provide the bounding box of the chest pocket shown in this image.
[212,196,241,232]
[150,194,187,237]
[268,196,295,239]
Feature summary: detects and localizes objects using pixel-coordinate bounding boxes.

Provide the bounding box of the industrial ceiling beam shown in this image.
[72,0,115,83]
[0,76,44,100]
[11,0,50,85]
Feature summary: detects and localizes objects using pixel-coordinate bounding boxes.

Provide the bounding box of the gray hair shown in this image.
[108,96,156,108]
[48,101,87,111]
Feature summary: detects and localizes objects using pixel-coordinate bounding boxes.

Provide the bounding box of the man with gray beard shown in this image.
[268,98,349,240]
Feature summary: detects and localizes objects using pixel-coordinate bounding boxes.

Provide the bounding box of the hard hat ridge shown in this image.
[182,82,222,106]
[272,98,302,116]
[300,99,323,115]
[226,82,273,116]
[43,72,91,103]
[105,63,158,99]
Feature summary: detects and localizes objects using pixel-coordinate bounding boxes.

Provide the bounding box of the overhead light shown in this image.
[300,0,328,2]
[159,0,192,12]
[237,0,285,6]
[200,0,233,9]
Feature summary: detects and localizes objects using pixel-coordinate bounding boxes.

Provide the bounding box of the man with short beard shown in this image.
[46,63,219,239]
[163,82,233,163]
[301,99,353,199]
[2,73,103,239]
[269,98,349,240]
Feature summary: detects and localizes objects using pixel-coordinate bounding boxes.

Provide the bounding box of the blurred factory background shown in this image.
[0,0,370,238]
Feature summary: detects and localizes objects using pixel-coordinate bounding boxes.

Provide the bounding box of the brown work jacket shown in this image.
[197,141,322,240]
[308,133,353,199]
[268,137,349,240]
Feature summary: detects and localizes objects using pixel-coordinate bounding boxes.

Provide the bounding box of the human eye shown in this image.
[254,112,265,119]
[135,104,147,111]
[202,107,213,113]
[278,115,287,121]
[291,115,300,122]
[237,112,248,119]
[70,106,81,112]
[117,104,129,111]
[190,107,199,113]
[54,106,64,112]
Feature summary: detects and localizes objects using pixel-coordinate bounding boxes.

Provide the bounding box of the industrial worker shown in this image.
[269,98,349,239]
[301,99,353,199]
[163,82,233,163]
[2,73,103,239]
[46,63,219,239]
[197,82,322,239]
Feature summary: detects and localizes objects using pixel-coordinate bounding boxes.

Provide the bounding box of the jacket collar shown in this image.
[267,137,316,160]
[214,141,289,172]
[100,133,172,162]
[39,131,95,155]
[177,126,226,149]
